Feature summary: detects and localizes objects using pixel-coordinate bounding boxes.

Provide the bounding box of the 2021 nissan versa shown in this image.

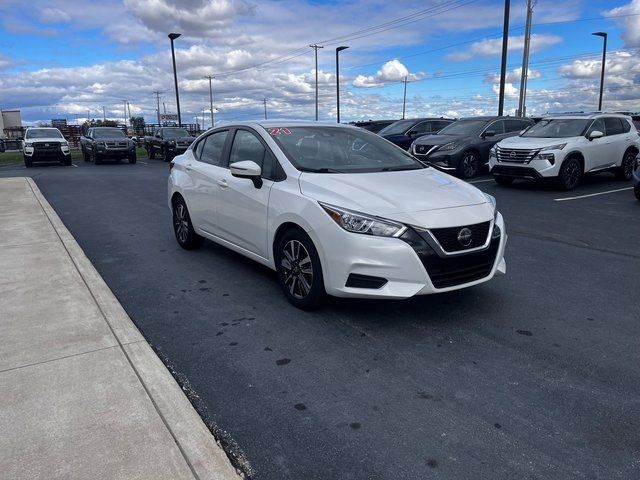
[168,122,507,309]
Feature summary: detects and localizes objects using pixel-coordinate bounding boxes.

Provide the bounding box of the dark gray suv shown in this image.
[410,116,534,178]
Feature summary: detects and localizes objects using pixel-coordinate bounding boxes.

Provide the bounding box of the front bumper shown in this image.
[24,143,70,159]
[96,145,136,158]
[414,149,464,171]
[489,154,563,179]
[313,213,507,299]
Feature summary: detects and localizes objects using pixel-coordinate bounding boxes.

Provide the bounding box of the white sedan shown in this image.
[168,121,506,309]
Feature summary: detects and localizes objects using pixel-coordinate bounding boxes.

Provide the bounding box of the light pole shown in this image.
[263,98,268,120]
[310,44,324,121]
[592,32,607,111]
[497,0,510,116]
[204,75,215,128]
[168,33,182,126]
[402,77,408,119]
[335,46,349,123]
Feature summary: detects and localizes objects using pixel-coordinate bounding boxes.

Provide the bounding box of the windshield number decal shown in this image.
[268,127,291,136]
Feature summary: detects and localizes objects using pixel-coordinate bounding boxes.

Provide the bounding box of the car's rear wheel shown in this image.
[172,196,203,250]
[276,229,325,309]
[615,150,636,180]
[82,148,90,162]
[558,157,582,190]
[493,175,514,186]
[458,151,480,179]
[148,146,155,159]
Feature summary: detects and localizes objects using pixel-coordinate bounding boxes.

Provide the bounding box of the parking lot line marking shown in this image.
[469,178,494,184]
[554,187,633,202]
[139,161,148,165]
[71,163,78,168]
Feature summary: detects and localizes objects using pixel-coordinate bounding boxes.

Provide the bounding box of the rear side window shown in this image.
[433,121,452,131]
[621,119,632,133]
[604,118,624,136]
[412,122,432,134]
[229,129,276,180]
[199,130,228,166]
[505,120,530,133]
[486,120,505,135]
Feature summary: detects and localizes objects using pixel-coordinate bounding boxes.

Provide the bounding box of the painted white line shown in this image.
[469,178,495,184]
[554,187,633,202]
[139,161,148,165]
[71,163,78,168]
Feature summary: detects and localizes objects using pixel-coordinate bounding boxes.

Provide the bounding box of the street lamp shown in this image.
[335,46,349,123]
[592,32,607,111]
[168,33,182,126]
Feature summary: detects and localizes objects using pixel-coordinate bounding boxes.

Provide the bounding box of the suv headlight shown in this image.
[320,203,406,237]
[61,141,69,147]
[489,146,497,159]
[24,142,33,147]
[539,143,567,152]
[439,142,459,151]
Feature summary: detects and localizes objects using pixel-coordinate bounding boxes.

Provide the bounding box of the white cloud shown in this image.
[353,59,424,88]
[492,82,518,98]
[605,0,640,47]
[485,67,542,84]
[447,34,563,62]
[39,7,71,23]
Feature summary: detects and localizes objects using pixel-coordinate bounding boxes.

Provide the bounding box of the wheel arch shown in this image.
[624,145,639,157]
[563,151,585,172]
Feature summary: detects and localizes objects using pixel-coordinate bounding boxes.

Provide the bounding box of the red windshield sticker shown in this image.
[268,127,292,136]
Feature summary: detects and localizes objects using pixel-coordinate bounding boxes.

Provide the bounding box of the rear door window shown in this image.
[604,118,624,136]
[412,122,432,134]
[486,120,505,135]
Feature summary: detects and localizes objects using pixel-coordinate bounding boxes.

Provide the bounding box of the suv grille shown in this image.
[496,147,539,163]
[32,142,61,155]
[429,221,490,252]
[105,141,128,147]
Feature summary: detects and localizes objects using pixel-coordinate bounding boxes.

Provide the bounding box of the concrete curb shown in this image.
[25,177,243,480]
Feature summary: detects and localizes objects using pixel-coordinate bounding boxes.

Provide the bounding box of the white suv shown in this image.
[489,113,639,190]
[22,127,72,167]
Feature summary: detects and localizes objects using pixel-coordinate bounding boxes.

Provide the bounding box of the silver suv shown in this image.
[489,113,639,190]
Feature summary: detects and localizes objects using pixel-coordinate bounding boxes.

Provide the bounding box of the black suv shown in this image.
[411,116,534,178]
[378,118,454,150]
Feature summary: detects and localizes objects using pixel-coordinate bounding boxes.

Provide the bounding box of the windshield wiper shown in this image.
[299,167,345,173]
[380,166,423,171]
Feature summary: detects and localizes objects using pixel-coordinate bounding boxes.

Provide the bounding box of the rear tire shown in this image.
[275,229,326,310]
[128,154,137,164]
[172,196,204,250]
[82,148,90,162]
[494,175,514,186]
[557,157,582,191]
[457,151,480,179]
[615,150,636,180]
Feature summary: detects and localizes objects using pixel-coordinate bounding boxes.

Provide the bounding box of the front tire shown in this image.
[615,150,636,180]
[558,157,582,191]
[635,183,640,201]
[24,156,33,168]
[82,148,90,162]
[92,148,102,165]
[163,147,173,163]
[172,196,203,250]
[457,151,480,179]
[62,156,72,166]
[148,146,155,159]
[275,229,325,309]
[128,154,137,164]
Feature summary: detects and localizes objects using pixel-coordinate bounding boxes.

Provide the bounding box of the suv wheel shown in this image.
[82,148,90,162]
[163,147,173,163]
[62,156,72,166]
[172,196,203,250]
[558,157,582,191]
[24,156,33,168]
[148,146,155,159]
[635,183,640,201]
[615,150,636,180]
[92,148,102,165]
[458,151,480,179]
[494,175,514,186]
[128,153,137,164]
[276,229,325,309]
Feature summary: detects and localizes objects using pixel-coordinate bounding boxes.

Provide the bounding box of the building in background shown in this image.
[1,110,23,138]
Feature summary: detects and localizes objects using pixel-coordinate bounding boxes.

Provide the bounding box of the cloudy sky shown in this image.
[0,0,639,126]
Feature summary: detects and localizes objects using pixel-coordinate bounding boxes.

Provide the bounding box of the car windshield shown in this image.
[378,120,417,136]
[521,119,590,138]
[266,126,425,173]
[163,128,190,138]
[93,129,126,139]
[437,120,487,136]
[26,129,63,139]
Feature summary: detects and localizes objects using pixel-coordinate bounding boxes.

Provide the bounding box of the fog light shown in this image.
[492,224,501,239]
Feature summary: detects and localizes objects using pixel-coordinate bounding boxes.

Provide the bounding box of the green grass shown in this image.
[0,148,149,166]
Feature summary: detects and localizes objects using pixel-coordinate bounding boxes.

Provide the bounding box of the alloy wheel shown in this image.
[564,160,580,189]
[462,153,478,178]
[622,153,634,179]
[281,240,313,299]
[173,203,189,244]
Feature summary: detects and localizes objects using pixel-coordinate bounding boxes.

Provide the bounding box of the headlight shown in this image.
[439,142,459,151]
[489,146,497,159]
[484,193,496,210]
[24,142,33,147]
[61,141,69,147]
[319,203,406,237]
[539,143,566,152]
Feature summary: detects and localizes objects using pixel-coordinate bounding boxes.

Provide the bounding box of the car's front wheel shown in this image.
[128,154,137,164]
[635,183,640,201]
[615,150,636,180]
[276,229,325,309]
[82,148,90,162]
[458,151,480,179]
[558,157,582,190]
[148,146,155,159]
[172,196,203,250]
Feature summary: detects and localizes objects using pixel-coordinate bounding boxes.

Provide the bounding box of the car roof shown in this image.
[457,116,530,121]
[541,112,631,120]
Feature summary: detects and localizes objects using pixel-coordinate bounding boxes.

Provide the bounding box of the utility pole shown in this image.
[127,102,131,124]
[402,77,409,120]
[102,106,106,122]
[263,98,268,120]
[204,75,215,128]
[202,106,206,130]
[517,0,534,117]
[592,32,607,111]
[123,100,128,126]
[163,102,167,114]
[497,0,511,116]
[87,109,90,123]
[309,44,324,121]
[153,91,162,125]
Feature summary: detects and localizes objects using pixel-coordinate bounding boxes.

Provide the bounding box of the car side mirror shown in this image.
[483,130,495,138]
[230,160,263,188]
[589,130,604,140]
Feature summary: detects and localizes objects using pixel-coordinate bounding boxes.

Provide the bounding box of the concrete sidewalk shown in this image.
[0,177,241,480]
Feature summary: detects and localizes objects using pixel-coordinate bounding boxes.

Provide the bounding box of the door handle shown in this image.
[217,179,228,189]
[185,164,192,171]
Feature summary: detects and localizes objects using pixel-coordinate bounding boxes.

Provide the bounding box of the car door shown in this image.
[603,117,628,166]
[477,120,507,161]
[583,118,609,171]
[215,128,276,258]
[184,130,230,235]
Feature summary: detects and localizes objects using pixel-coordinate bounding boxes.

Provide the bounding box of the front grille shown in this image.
[429,221,490,252]
[105,141,128,147]
[491,165,541,179]
[32,142,61,156]
[496,147,539,163]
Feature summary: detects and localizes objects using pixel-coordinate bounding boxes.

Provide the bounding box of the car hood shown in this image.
[167,136,194,143]
[497,136,579,148]
[412,133,467,146]
[93,137,131,142]
[298,168,489,219]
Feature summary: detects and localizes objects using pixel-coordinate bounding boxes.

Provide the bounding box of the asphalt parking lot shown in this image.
[1,158,638,480]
